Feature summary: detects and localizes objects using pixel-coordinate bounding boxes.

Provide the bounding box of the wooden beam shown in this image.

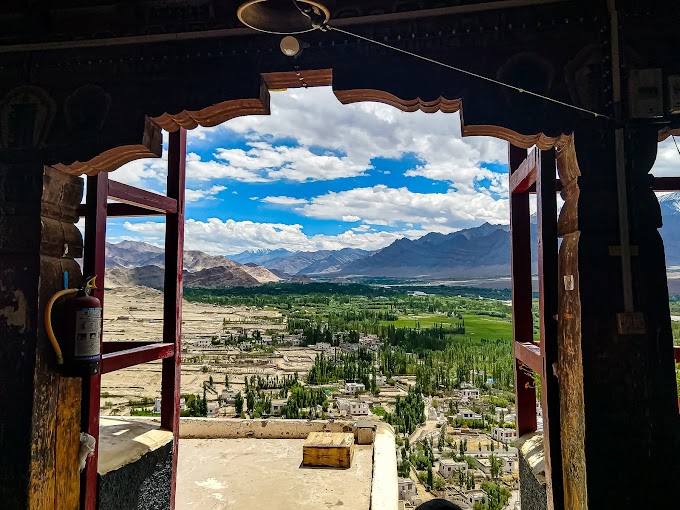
[509,143,538,436]
[537,149,564,509]
[108,180,177,214]
[162,129,187,510]
[510,148,540,194]
[100,344,175,374]
[515,342,543,374]
[674,346,680,363]
[78,203,166,217]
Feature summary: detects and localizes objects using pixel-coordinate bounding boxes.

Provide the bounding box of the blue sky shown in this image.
[97,86,679,255]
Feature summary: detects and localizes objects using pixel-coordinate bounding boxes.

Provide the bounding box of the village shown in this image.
[100,286,522,510]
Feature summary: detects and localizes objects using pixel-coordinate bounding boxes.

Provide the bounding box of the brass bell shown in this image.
[237,0,331,34]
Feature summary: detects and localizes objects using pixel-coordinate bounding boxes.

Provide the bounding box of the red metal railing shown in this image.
[80,129,187,510]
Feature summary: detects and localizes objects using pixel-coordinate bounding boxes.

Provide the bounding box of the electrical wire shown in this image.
[325,24,614,121]
[673,135,680,157]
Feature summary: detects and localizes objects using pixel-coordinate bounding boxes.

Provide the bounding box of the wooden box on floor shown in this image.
[303,432,355,469]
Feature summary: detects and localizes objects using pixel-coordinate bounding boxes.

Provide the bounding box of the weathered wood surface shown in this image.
[303,432,355,469]
[0,165,83,510]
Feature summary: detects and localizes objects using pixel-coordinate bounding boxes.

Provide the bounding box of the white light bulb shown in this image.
[280,36,302,57]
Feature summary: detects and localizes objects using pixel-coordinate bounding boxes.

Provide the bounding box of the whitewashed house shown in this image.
[478,456,513,475]
[467,490,489,507]
[461,388,480,399]
[428,407,439,421]
[375,375,387,386]
[438,459,467,479]
[194,338,211,348]
[153,398,162,414]
[207,402,219,418]
[458,409,482,421]
[271,399,287,416]
[345,382,366,393]
[491,427,517,443]
[398,479,417,502]
[336,398,369,416]
[221,389,236,405]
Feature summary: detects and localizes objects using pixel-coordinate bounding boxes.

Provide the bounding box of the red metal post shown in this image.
[510,143,538,436]
[108,179,178,213]
[101,343,175,374]
[81,173,108,510]
[537,149,564,509]
[161,129,187,510]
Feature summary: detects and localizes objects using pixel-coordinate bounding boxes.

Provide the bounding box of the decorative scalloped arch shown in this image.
[57,69,577,176]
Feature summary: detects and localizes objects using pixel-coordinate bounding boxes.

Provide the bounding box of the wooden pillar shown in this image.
[557,124,679,510]
[537,149,563,509]
[0,162,83,510]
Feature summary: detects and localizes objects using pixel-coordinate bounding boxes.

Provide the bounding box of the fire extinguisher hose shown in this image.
[45,288,78,365]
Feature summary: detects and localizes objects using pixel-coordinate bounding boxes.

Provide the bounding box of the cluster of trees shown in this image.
[384,388,425,435]
[244,373,299,392]
[234,388,271,418]
[180,392,208,417]
[473,481,511,510]
[306,351,379,395]
[279,383,328,419]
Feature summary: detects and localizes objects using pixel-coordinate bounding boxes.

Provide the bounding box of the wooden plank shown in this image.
[509,143,538,436]
[108,180,177,214]
[162,129,187,510]
[652,176,680,191]
[537,149,564,509]
[55,377,81,510]
[509,148,540,194]
[514,342,543,374]
[81,173,108,510]
[78,203,166,218]
[100,343,175,374]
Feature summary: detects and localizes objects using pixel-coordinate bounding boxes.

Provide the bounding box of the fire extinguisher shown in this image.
[45,276,101,377]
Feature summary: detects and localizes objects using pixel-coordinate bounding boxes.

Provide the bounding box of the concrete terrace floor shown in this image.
[177,438,373,510]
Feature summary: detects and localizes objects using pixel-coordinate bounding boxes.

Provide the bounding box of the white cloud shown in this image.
[261,196,309,206]
[212,143,369,183]
[292,185,508,231]
[651,137,680,176]
[122,218,421,255]
[185,185,227,203]
[195,87,506,190]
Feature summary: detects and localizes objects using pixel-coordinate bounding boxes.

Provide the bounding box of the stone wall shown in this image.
[518,432,548,510]
[177,417,356,439]
[98,441,173,510]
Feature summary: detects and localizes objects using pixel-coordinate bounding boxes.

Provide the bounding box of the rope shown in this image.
[326,24,614,121]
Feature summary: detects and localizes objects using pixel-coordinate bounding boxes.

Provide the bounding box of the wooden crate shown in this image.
[303,432,355,468]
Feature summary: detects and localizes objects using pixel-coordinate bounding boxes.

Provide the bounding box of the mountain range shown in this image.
[105,194,680,289]
[231,222,535,279]
[231,247,373,275]
[104,241,280,289]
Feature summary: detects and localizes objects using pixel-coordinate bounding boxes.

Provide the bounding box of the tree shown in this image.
[490,440,495,452]
[489,454,503,479]
[209,375,214,386]
[438,425,445,453]
[478,441,482,452]
[225,374,229,388]
[246,390,255,413]
[234,392,244,414]
[427,463,433,488]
